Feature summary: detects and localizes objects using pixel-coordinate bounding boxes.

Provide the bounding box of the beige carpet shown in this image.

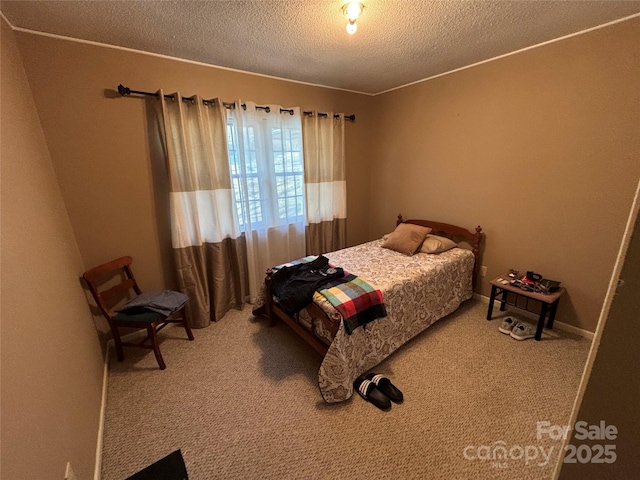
[101,299,590,480]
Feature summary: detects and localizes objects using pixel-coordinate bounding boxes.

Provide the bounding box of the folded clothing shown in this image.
[116,290,189,317]
[270,255,344,314]
[318,274,387,334]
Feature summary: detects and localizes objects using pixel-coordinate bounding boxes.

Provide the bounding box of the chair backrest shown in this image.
[83,256,142,321]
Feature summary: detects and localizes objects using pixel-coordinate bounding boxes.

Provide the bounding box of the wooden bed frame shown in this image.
[252,214,483,356]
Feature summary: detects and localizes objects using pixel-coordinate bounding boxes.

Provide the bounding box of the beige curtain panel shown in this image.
[155,92,349,326]
[156,91,249,328]
[302,112,347,255]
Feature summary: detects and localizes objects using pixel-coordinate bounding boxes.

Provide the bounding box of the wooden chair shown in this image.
[83,256,194,370]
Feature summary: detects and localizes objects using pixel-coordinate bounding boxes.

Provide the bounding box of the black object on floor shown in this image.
[354,375,391,411]
[366,373,404,403]
[126,449,188,480]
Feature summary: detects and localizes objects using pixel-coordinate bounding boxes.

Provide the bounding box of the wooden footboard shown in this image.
[252,268,336,356]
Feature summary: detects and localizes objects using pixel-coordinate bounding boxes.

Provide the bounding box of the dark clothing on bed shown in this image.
[270,255,344,314]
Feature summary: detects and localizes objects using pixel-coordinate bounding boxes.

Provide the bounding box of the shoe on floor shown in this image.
[510,321,537,340]
[366,373,404,403]
[498,317,517,334]
[353,376,392,411]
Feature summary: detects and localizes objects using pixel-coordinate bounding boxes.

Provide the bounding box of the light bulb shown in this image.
[346,20,358,35]
[345,2,362,21]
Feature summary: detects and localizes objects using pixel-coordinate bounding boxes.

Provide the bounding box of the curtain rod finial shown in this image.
[117,84,131,96]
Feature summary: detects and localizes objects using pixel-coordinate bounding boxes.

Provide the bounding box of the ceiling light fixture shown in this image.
[342,2,364,35]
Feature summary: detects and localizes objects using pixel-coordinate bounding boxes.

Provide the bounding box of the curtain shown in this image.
[156,91,249,328]
[227,101,307,301]
[302,112,347,255]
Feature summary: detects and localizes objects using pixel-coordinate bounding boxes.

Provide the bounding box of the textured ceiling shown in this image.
[2,1,639,95]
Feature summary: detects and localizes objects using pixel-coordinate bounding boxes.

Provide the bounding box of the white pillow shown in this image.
[420,234,457,254]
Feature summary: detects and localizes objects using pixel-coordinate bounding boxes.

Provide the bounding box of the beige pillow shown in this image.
[381,223,432,256]
[420,234,458,254]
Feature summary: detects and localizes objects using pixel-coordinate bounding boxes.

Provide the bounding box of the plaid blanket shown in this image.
[272,256,387,334]
[318,274,387,335]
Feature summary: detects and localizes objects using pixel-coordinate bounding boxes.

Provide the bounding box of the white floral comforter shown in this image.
[315,240,474,402]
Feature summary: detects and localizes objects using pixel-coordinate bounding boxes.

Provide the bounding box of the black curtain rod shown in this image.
[117,85,356,122]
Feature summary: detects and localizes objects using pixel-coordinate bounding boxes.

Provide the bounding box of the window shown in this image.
[227,113,305,230]
[227,122,262,226]
[272,127,305,221]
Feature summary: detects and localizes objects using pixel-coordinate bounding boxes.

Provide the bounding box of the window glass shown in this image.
[227,114,304,229]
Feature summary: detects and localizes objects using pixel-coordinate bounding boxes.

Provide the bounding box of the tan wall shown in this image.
[12,19,639,340]
[14,31,374,305]
[368,19,640,332]
[0,20,104,480]
[4,12,637,480]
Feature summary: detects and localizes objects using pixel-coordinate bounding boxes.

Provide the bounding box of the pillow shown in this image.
[381,223,432,256]
[420,234,458,254]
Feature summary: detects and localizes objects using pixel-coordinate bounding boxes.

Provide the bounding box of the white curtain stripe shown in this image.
[169,190,240,248]
[305,181,347,223]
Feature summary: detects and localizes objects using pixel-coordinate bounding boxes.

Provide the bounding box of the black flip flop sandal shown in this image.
[353,376,391,411]
[366,373,404,403]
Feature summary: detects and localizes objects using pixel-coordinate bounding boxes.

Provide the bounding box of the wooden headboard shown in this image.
[396,214,483,289]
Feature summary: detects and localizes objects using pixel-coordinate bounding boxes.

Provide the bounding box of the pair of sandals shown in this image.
[354,373,404,411]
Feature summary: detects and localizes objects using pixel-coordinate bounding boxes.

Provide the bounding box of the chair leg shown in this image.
[148,325,166,370]
[181,308,194,341]
[112,325,125,362]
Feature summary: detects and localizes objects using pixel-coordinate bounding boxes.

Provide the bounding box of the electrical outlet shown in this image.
[65,462,78,480]
[480,266,487,277]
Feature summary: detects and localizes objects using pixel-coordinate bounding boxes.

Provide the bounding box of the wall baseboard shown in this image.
[94,346,109,480]
[473,293,595,341]
[94,328,147,479]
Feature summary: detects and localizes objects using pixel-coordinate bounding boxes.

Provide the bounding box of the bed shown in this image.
[253,214,483,403]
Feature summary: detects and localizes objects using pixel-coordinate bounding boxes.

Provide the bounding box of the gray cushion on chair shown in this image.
[113,310,163,322]
[116,290,189,316]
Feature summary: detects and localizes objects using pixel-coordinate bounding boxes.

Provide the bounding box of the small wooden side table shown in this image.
[486,275,565,341]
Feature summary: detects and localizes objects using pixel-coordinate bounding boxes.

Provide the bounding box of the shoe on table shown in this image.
[498,317,517,334]
[510,321,537,341]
